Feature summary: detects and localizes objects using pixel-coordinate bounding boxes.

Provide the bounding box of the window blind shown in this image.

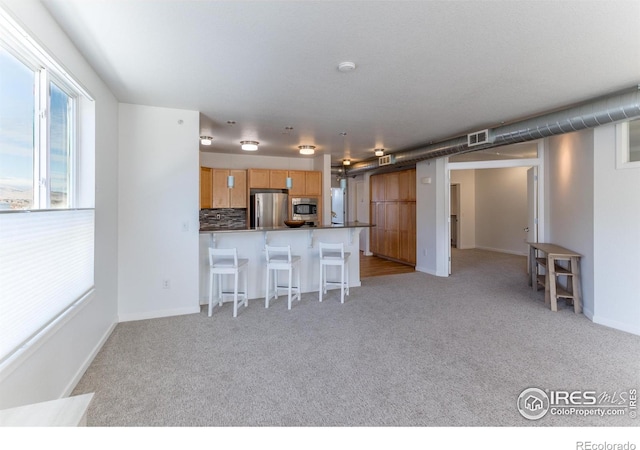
[0,209,94,363]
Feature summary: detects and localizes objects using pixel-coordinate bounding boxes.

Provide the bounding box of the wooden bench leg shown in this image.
[548,255,558,312]
[571,256,582,314]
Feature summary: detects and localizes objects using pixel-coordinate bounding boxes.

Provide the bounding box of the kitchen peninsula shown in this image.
[199,222,373,304]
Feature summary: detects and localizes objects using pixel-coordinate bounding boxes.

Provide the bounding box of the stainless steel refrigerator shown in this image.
[250,192,289,228]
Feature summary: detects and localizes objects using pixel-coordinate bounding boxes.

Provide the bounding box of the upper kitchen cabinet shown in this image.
[248,168,289,189]
[269,170,289,189]
[228,170,247,207]
[288,170,322,197]
[304,171,322,197]
[248,169,270,189]
[287,171,306,196]
[200,167,212,209]
[207,168,247,208]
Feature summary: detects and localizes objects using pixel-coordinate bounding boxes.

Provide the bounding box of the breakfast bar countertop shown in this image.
[199,222,373,233]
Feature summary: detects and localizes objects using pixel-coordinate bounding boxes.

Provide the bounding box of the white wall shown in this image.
[118,104,200,321]
[0,0,119,408]
[450,170,476,249]
[593,124,640,335]
[546,129,595,318]
[200,152,315,170]
[474,167,529,255]
[416,159,448,276]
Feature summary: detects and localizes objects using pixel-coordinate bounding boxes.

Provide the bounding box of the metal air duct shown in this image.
[341,85,640,176]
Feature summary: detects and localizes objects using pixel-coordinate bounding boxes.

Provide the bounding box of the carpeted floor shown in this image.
[72,249,640,426]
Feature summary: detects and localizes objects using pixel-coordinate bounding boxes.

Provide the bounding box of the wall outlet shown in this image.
[216,214,221,220]
[162,279,170,289]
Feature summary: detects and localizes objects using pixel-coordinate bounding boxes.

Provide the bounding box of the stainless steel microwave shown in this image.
[291,197,318,223]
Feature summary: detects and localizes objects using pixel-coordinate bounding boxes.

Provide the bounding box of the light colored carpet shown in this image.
[72,249,640,426]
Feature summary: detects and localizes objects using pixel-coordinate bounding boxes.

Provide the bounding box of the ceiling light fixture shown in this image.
[200,136,213,145]
[374,148,384,157]
[337,61,356,72]
[240,140,259,151]
[343,159,351,166]
[298,145,316,155]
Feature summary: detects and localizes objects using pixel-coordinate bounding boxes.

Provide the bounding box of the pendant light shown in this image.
[227,175,235,188]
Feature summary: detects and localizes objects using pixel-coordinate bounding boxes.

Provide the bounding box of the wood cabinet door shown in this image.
[200,167,212,209]
[399,168,416,201]
[211,169,230,208]
[384,202,399,258]
[384,172,400,201]
[370,174,385,202]
[305,171,322,197]
[248,169,269,188]
[399,202,416,263]
[288,170,306,196]
[270,170,288,189]
[229,169,247,208]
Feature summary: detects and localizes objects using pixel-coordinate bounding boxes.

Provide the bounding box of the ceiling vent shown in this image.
[378,154,396,166]
[467,129,493,147]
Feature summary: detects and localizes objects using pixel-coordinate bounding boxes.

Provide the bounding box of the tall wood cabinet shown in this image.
[370,168,416,265]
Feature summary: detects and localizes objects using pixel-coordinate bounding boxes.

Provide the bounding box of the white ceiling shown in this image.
[41,0,640,166]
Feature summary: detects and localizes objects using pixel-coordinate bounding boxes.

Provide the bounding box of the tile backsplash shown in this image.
[200,208,247,229]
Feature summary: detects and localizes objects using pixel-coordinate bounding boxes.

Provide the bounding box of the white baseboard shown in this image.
[592,315,640,336]
[118,306,201,322]
[415,265,448,277]
[474,246,527,257]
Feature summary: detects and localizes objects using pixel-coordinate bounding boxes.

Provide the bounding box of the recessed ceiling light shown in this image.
[240,140,259,151]
[298,145,316,155]
[374,148,384,157]
[337,61,356,72]
[200,135,213,145]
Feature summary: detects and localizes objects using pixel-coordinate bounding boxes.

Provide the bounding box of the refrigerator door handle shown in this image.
[256,198,260,227]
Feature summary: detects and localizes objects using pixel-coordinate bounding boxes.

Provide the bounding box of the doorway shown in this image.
[446,141,544,275]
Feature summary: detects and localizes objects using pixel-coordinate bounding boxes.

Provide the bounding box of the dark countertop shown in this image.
[199,222,373,233]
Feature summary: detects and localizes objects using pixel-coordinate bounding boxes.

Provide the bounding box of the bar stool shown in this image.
[208,247,249,318]
[265,245,301,310]
[318,242,350,303]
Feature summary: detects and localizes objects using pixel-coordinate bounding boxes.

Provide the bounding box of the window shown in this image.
[0,46,77,210]
[0,8,94,366]
[0,46,34,209]
[616,118,640,169]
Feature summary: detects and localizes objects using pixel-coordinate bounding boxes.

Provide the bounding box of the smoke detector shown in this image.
[337,61,356,72]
